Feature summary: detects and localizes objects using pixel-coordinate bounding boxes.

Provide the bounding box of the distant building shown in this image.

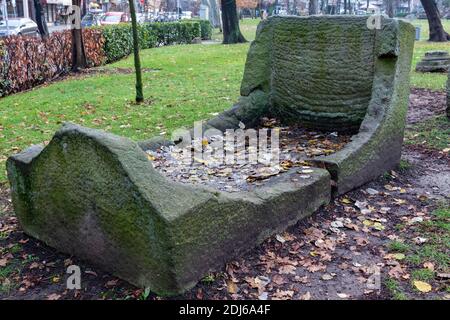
[1,0,71,24]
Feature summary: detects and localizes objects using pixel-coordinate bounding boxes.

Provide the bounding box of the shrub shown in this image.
[0,29,105,96]
[189,19,212,40]
[82,28,106,67]
[101,24,133,63]
[0,20,210,96]
[0,31,72,96]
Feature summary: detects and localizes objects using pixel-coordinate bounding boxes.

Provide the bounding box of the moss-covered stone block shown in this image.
[7,16,415,295]
[7,123,330,295]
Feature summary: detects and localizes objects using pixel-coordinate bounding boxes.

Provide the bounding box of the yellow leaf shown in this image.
[373,222,385,231]
[413,280,432,293]
[226,280,238,294]
[393,253,405,260]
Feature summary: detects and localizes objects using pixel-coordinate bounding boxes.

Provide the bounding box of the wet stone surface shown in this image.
[146,124,352,192]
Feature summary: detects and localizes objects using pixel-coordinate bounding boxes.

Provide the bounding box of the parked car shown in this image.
[154,13,170,22]
[81,11,103,27]
[99,12,129,25]
[180,11,192,19]
[0,18,39,37]
[417,11,428,19]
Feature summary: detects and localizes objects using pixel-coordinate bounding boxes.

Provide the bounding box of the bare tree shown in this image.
[71,0,87,71]
[309,0,319,14]
[421,0,450,41]
[33,0,49,38]
[385,0,394,17]
[129,0,144,102]
[221,0,247,44]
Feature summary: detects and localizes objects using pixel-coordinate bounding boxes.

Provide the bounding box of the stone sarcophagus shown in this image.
[7,16,414,296]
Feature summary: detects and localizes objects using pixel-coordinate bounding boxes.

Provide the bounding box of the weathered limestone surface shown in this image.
[8,123,330,295]
[7,16,415,295]
[212,16,415,195]
[416,50,450,73]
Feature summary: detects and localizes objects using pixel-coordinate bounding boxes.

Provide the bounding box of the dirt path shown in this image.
[0,89,448,300]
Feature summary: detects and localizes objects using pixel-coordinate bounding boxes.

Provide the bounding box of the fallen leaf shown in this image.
[366,188,379,195]
[47,293,61,300]
[85,270,98,277]
[272,274,286,285]
[413,280,432,293]
[321,273,334,281]
[275,234,286,243]
[300,291,311,300]
[105,279,119,288]
[392,253,405,260]
[341,197,352,204]
[279,265,296,275]
[258,292,268,300]
[423,262,434,271]
[226,280,238,294]
[0,258,8,267]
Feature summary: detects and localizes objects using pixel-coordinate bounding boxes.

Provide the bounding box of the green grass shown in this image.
[405,207,450,271]
[411,268,435,281]
[212,18,260,42]
[0,18,449,183]
[405,115,450,151]
[397,159,413,173]
[0,40,249,182]
[384,278,408,300]
[388,240,411,253]
[406,19,450,90]
[411,41,450,90]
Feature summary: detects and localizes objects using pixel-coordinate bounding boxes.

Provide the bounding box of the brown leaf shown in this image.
[226,280,238,294]
[300,291,311,300]
[47,293,61,300]
[278,265,296,275]
[272,274,286,285]
[0,258,8,267]
[105,279,119,288]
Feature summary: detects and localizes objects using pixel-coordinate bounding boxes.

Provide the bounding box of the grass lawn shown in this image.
[0,18,449,184]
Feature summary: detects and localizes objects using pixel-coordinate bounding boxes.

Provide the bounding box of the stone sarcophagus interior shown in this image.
[7,16,414,295]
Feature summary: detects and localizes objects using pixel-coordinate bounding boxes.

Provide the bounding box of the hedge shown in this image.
[0,20,211,96]
[189,19,213,40]
[0,29,104,96]
[102,21,202,63]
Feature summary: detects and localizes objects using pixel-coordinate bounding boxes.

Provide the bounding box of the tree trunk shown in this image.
[33,0,49,38]
[71,0,87,71]
[420,0,450,41]
[221,0,247,44]
[386,0,394,17]
[129,0,144,103]
[309,0,319,14]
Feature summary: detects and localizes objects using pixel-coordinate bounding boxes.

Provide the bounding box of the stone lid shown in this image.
[425,50,449,57]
